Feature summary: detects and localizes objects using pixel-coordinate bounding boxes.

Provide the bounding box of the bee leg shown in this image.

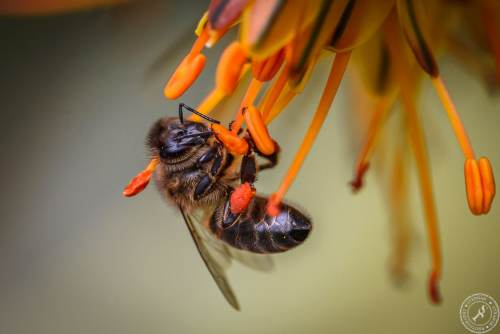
[194,174,216,201]
[241,153,257,184]
[256,143,280,171]
[197,147,216,167]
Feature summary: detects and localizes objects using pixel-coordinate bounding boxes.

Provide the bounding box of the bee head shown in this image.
[147,117,213,159]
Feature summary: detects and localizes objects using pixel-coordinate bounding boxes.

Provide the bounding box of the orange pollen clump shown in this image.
[230,182,256,214]
[464,157,496,215]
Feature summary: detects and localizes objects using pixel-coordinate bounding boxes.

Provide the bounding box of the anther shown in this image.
[464,157,496,215]
[123,158,159,197]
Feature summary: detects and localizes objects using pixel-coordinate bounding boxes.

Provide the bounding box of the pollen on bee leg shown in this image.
[464,157,496,215]
[266,52,351,216]
[191,42,248,122]
[230,182,256,214]
[123,158,159,197]
[164,27,210,100]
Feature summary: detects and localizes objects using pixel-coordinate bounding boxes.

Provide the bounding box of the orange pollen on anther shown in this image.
[211,123,249,155]
[244,106,276,155]
[190,42,248,122]
[123,158,159,197]
[216,42,248,94]
[464,157,496,215]
[164,28,209,100]
[230,182,256,214]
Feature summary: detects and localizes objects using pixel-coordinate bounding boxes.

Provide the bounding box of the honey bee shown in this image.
[125,104,312,310]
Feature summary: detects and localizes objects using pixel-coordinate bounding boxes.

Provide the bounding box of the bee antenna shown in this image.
[179,103,221,124]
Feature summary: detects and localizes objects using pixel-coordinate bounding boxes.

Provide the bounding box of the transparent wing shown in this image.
[196,208,275,273]
[226,247,275,272]
[179,206,240,310]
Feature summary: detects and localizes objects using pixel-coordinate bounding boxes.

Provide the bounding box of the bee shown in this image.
[124,104,312,310]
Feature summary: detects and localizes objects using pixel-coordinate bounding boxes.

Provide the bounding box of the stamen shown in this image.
[164,28,209,99]
[230,78,264,134]
[252,48,285,82]
[431,76,475,159]
[481,0,500,85]
[405,93,442,304]
[350,93,397,192]
[384,15,441,303]
[388,141,411,283]
[260,65,290,122]
[191,42,248,122]
[123,158,159,197]
[244,106,276,155]
[265,85,296,124]
[464,157,496,215]
[266,51,351,216]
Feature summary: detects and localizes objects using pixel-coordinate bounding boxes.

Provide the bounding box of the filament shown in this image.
[267,51,350,215]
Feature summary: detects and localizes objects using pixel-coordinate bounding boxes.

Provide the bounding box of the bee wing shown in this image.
[179,206,240,311]
[226,247,275,272]
[196,207,275,272]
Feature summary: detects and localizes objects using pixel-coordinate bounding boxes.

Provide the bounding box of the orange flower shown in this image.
[157,0,498,304]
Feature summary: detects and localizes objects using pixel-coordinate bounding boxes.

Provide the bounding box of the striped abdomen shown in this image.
[209,195,312,253]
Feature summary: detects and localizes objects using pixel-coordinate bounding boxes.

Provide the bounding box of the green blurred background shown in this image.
[1,1,499,333]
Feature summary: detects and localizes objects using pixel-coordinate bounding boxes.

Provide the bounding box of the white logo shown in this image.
[460,293,499,333]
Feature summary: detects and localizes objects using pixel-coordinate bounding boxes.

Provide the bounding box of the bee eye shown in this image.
[159,142,188,159]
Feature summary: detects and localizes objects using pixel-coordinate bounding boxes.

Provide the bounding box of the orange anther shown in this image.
[164,29,209,99]
[123,158,159,197]
[230,182,256,214]
[216,42,248,94]
[244,106,276,155]
[464,157,496,215]
[211,123,249,155]
[252,47,285,82]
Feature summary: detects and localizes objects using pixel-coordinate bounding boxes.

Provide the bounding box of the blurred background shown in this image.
[0,1,499,333]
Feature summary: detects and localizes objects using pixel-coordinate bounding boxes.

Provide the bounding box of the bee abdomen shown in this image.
[209,196,312,254]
